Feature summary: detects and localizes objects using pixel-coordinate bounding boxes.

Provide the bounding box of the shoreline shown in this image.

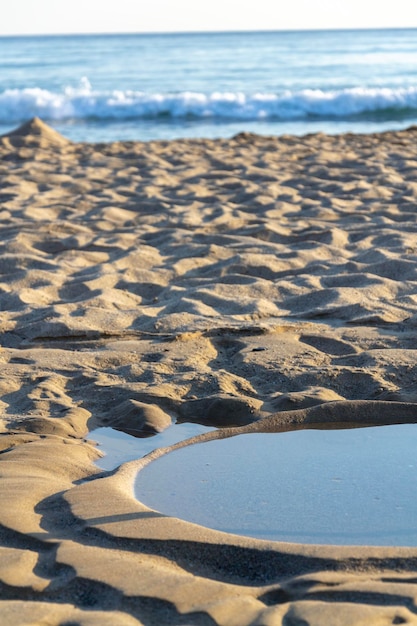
[2,118,417,624]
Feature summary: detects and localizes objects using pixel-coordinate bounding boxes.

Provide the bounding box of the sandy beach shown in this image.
[3,117,417,625]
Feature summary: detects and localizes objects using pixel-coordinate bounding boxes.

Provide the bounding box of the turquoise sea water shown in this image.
[1,29,417,141]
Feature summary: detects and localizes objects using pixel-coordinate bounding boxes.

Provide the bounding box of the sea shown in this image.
[1,28,417,143]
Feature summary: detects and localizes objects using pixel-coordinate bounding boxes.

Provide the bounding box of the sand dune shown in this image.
[2,117,417,624]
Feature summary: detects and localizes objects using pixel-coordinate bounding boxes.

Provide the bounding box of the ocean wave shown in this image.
[2,78,417,124]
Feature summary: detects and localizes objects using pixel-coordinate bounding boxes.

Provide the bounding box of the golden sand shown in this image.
[2,118,417,625]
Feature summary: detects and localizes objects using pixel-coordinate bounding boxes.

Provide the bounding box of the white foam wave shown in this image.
[2,78,417,124]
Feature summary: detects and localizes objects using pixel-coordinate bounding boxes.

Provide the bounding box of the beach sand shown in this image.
[2,117,417,624]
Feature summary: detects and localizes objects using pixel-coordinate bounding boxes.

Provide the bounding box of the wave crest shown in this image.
[2,79,417,123]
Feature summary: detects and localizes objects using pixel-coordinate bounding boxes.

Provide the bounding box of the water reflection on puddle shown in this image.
[135,424,417,546]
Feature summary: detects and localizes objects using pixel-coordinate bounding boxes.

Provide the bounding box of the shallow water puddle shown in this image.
[91,422,214,470]
[135,424,417,546]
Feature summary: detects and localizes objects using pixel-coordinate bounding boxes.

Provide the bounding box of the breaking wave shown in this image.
[2,78,417,124]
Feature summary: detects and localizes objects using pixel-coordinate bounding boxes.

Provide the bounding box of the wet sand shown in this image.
[2,118,417,625]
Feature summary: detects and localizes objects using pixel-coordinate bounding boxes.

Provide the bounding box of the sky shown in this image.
[2,0,417,36]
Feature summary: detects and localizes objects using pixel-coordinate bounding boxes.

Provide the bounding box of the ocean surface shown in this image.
[1,28,417,142]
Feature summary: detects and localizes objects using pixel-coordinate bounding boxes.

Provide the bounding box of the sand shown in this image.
[2,117,417,624]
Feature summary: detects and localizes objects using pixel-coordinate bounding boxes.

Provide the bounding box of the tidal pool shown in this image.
[135,424,417,546]
[91,422,214,470]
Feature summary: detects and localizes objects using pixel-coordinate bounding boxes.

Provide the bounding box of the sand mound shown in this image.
[1,117,70,148]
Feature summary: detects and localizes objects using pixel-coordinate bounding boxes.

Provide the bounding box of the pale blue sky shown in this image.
[2,0,417,36]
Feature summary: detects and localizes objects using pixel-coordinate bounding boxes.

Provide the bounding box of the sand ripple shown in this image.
[2,119,417,624]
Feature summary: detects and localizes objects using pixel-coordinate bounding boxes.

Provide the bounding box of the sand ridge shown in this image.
[2,119,417,624]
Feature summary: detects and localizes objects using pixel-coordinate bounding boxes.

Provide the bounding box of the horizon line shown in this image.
[1,25,417,38]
